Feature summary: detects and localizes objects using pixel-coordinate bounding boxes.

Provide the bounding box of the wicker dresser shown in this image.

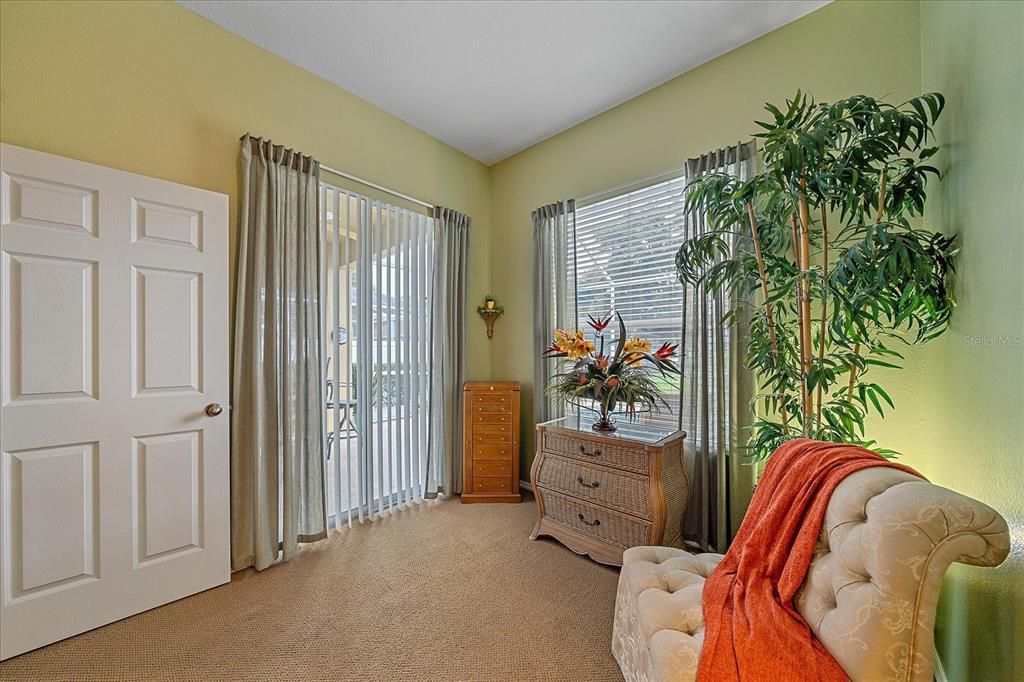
[461,382,521,503]
[529,417,688,566]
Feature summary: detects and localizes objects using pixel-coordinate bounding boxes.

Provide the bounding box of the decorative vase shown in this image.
[592,394,617,432]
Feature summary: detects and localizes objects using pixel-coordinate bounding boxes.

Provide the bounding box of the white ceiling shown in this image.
[179,1,829,165]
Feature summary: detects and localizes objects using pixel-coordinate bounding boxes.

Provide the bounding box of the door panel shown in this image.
[4,442,99,598]
[3,253,97,403]
[132,267,202,396]
[1,173,99,237]
[133,430,202,566]
[0,143,229,659]
[131,198,202,251]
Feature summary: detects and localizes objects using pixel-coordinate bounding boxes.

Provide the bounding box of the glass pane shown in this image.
[573,175,686,428]
[322,185,434,523]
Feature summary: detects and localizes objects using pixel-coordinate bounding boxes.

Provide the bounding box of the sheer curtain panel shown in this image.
[532,200,577,425]
[232,136,326,571]
[425,206,470,497]
[680,140,758,552]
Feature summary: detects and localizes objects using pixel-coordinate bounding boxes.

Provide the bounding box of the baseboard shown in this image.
[933,646,947,682]
[519,479,533,492]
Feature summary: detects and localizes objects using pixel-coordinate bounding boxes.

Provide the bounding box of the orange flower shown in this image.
[594,355,610,371]
[605,376,621,389]
[623,337,651,354]
[552,329,572,349]
[622,337,651,366]
[551,329,594,360]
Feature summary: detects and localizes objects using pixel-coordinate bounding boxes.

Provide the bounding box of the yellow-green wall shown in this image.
[916,2,1023,678]
[489,0,926,472]
[0,0,493,381]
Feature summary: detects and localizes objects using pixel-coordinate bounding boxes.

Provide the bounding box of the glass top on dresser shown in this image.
[542,414,683,445]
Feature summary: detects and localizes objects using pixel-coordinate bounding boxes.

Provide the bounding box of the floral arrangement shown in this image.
[543,311,680,432]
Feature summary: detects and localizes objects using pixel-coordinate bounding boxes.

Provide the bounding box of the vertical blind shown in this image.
[572,174,688,427]
[320,184,435,529]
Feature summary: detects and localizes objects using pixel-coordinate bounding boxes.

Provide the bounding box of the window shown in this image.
[571,174,687,427]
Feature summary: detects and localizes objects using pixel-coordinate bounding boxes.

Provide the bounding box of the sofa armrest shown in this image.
[796,467,1010,682]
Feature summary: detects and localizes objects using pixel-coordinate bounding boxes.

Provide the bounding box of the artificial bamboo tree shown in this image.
[677,92,957,460]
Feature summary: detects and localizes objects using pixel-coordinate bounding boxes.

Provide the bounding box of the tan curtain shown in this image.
[232,135,326,571]
[425,206,470,496]
[532,200,577,425]
[680,141,758,552]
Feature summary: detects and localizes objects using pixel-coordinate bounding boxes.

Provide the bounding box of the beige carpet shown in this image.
[0,493,623,681]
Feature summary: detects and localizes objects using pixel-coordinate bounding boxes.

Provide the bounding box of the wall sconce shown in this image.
[477,295,504,339]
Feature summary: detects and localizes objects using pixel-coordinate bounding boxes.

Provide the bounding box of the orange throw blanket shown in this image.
[696,439,922,681]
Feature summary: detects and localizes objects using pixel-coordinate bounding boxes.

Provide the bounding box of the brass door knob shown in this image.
[205,403,223,417]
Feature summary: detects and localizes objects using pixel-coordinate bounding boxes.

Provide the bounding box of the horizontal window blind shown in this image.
[573,174,687,428]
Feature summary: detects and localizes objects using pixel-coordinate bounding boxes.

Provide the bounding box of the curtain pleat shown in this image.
[532,200,577,425]
[425,206,470,497]
[232,135,326,571]
[681,141,758,553]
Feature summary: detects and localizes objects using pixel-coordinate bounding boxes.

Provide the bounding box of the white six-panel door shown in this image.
[0,143,230,659]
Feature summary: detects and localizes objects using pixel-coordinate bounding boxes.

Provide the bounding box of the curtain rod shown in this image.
[320,164,434,211]
[240,133,434,210]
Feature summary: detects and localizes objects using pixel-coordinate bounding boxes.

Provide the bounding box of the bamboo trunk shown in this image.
[790,211,809,431]
[797,179,813,429]
[815,206,829,430]
[846,343,861,398]
[746,202,789,435]
[875,167,889,224]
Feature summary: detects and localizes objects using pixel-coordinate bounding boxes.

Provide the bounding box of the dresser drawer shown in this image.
[538,487,650,548]
[473,431,512,444]
[473,393,513,405]
[473,412,512,425]
[472,402,512,415]
[536,454,650,519]
[473,460,512,478]
[541,431,649,474]
[473,443,514,461]
[472,476,512,494]
[474,423,513,436]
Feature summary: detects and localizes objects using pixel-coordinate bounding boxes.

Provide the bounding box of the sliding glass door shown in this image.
[321,184,435,528]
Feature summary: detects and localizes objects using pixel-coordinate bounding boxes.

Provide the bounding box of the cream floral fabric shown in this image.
[612,547,721,682]
[611,468,1010,682]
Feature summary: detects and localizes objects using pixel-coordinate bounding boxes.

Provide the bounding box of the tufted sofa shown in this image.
[611,466,1011,682]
